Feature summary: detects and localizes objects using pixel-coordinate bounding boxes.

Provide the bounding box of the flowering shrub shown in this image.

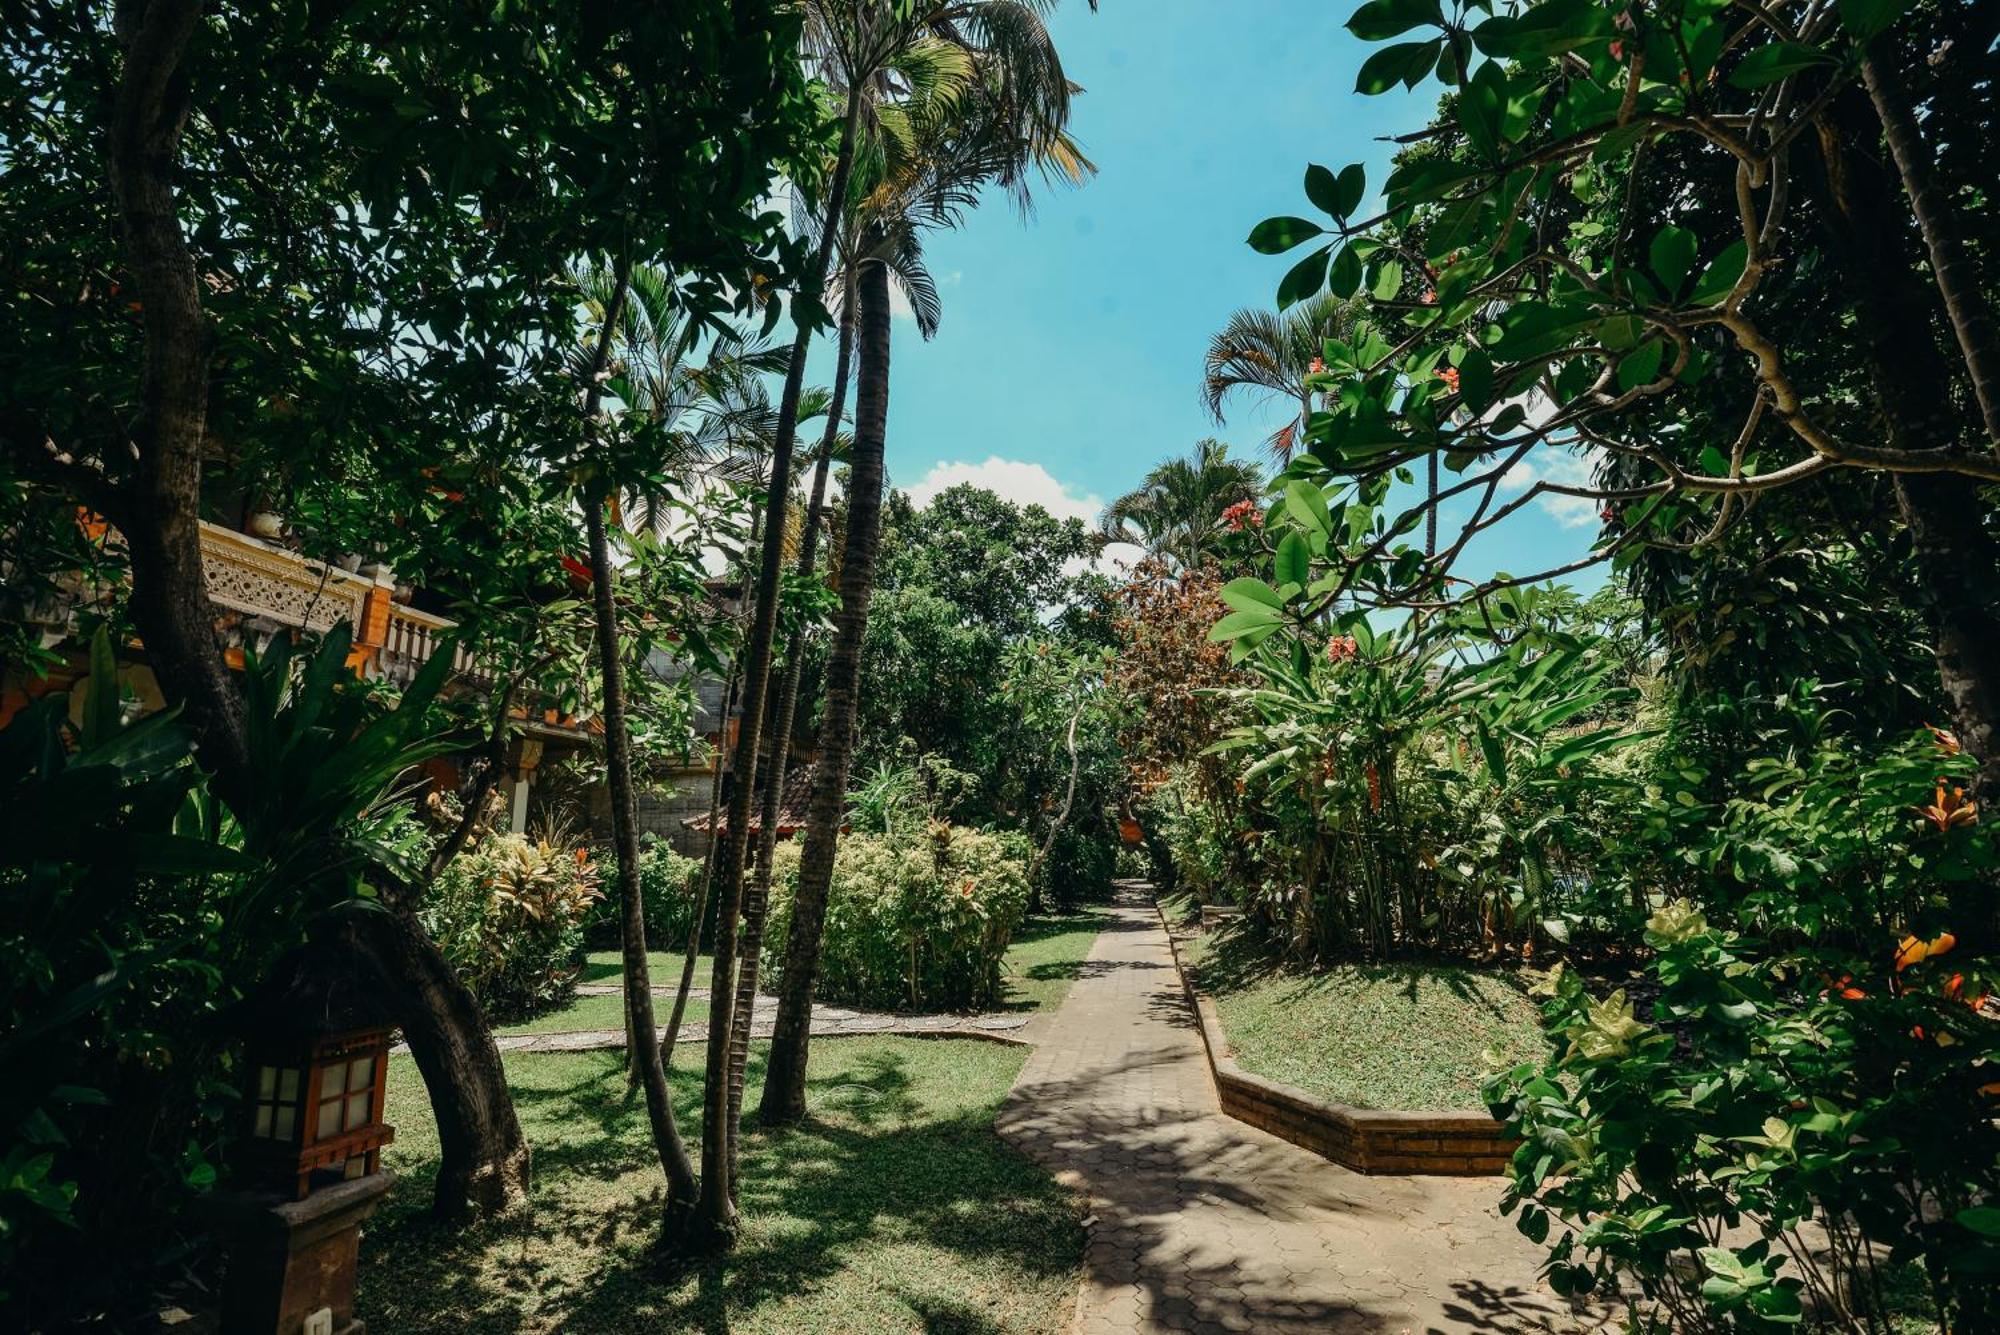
[761,825,1030,1011]
[423,834,603,1019]
[1485,905,2000,1332]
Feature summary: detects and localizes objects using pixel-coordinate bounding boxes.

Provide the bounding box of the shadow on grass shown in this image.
[1185,918,1529,1022]
[361,1042,1081,1335]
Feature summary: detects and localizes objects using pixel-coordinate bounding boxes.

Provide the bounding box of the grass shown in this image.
[360,1039,1082,1333]
[513,906,1111,1036]
[995,904,1110,1014]
[1174,913,1547,1112]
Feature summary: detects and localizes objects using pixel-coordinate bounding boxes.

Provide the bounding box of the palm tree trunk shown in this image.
[693,83,863,1245]
[724,290,855,1187]
[660,652,739,1067]
[581,261,699,1204]
[760,242,892,1126]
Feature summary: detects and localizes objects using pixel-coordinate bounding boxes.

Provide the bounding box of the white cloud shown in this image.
[905,456,1105,526]
[1494,447,1603,529]
[906,456,1139,579]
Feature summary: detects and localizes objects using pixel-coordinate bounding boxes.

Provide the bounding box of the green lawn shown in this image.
[995,905,1110,1014]
[1175,914,1547,1112]
[360,1040,1082,1333]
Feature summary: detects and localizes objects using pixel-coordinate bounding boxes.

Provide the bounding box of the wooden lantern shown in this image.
[231,936,397,1201]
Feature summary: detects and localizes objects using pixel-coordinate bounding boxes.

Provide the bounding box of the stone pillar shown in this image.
[205,1172,394,1335]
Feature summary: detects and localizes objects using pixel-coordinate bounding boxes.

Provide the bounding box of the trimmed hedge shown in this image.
[762,826,1029,1012]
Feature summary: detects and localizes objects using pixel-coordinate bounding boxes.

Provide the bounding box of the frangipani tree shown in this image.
[1239,0,2000,844]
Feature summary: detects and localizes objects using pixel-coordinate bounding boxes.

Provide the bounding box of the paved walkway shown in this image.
[997,883,1605,1335]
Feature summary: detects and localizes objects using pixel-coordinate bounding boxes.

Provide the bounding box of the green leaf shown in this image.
[1838,0,1910,40]
[1617,338,1665,391]
[1249,216,1325,255]
[1370,259,1404,301]
[1959,1206,2000,1237]
[1283,481,1334,537]
[1278,246,1331,311]
[1328,243,1364,298]
[1274,531,1310,589]
[1729,41,1828,89]
[1347,0,1443,42]
[1219,577,1284,612]
[1356,39,1441,95]
[1332,163,1367,219]
[1304,164,1342,217]
[1650,225,1698,297]
[1209,608,1283,643]
[1455,345,1494,412]
[1690,240,1748,305]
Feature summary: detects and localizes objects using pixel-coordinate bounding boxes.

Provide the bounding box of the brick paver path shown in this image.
[997,883,1605,1335]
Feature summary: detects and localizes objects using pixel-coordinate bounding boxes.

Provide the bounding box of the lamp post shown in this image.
[209,929,400,1335]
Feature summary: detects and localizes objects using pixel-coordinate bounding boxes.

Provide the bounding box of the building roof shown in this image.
[683,762,819,837]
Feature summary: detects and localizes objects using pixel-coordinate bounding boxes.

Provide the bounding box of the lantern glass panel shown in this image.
[278,1069,299,1101]
[323,1062,348,1096]
[350,1055,374,1088]
[257,1066,276,1099]
[274,1104,296,1139]
[255,1105,273,1137]
[316,1098,341,1140]
[345,1092,370,1129]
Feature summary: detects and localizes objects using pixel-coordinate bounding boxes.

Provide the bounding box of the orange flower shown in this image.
[1435,366,1461,393]
[1895,931,1958,972]
[1925,724,1961,756]
[1914,781,1976,833]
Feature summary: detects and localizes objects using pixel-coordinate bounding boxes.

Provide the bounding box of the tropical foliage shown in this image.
[762,826,1032,1013]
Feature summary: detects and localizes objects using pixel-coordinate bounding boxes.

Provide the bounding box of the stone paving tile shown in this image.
[997,882,1611,1335]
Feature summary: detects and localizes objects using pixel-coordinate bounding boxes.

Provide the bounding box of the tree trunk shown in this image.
[101,0,532,1232]
[106,0,255,807]
[759,240,892,1126]
[724,290,854,1187]
[350,905,531,1219]
[580,261,699,1204]
[692,83,863,1246]
[1861,51,2000,450]
[1813,93,2000,946]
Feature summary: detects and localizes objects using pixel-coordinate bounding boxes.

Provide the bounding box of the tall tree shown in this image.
[759,6,1097,1126]
[0,1,817,1220]
[1098,439,1263,571]
[1238,0,2000,942]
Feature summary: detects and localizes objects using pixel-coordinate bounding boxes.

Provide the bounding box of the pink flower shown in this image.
[1326,635,1359,664]
[1308,356,1326,375]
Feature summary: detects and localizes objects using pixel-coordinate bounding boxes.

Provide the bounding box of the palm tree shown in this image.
[756,5,1095,1133]
[1201,293,1361,463]
[1099,438,1262,571]
[721,212,943,1192]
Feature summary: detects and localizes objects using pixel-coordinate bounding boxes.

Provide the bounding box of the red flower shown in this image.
[1221,499,1263,532]
[1435,366,1460,393]
[1308,356,1326,375]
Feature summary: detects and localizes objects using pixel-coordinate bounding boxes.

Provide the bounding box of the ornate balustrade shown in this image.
[198,521,480,687]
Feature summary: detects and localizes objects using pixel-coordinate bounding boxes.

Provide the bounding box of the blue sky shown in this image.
[830,0,1598,588]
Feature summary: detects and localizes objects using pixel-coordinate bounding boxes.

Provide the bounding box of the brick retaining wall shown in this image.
[1157,903,1520,1176]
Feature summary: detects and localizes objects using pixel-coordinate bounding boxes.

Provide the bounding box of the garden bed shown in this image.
[1158,896,1536,1174]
